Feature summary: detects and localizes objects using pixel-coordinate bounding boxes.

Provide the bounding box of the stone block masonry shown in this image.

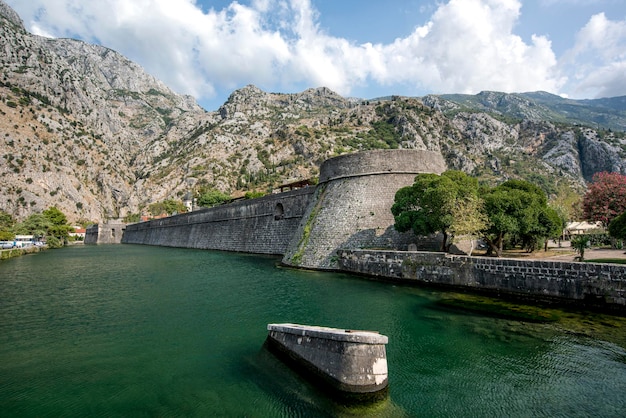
[337,250,626,312]
[122,188,315,255]
[121,149,447,266]
[85,221,126,244]
[281,149,447,269]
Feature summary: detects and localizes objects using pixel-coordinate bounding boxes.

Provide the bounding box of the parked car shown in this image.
[0,241,15,249]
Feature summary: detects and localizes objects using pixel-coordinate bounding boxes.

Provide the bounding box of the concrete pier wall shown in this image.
[337,249,626,312]
[266,323,389,399]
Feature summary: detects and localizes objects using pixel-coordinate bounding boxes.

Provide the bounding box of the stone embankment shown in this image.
[0,245,45,260]
[337,250,626,312]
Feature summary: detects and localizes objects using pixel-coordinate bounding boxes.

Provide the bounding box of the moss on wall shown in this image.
[290,184,327,266]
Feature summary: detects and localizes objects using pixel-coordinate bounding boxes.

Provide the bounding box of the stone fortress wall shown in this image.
[85,221,126,244]
[122,149,446,263]
[118,149,625,311]
[122,187,315,254]
[281,150,447,269]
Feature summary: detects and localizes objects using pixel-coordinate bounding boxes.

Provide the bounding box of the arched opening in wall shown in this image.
[274,203,285,220]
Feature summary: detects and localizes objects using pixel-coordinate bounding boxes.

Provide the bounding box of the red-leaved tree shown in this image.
[582,172,626,227]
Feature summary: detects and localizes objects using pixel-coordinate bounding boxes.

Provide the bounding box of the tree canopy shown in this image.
[14,213,50,238]
[0,210,15,240]
[608,211,626,241]
[43,207,74,247]
[391,170,482,251]
[148,199,186,216]
[13,207,73,248]
[583,171,626,228]
[392,173,562,257]
[482,180,561,256]
[196,189,231,208]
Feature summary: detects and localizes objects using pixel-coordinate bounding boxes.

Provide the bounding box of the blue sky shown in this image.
[7,0,626,111]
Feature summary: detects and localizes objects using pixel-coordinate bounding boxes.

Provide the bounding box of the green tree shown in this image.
[197,189,231,208]
[15,213,51,238]
[162,199,186,215]
[43,206,68,226]
[392,171,481,251]
[43,206,73,246]
[123,213,141,223]
[148,202,166,217]
[0,210,15,240]
[0,230,13,241]
[482,180,559,256]
[571,235,590,261]
[14,207,73,248]
[448,193,488,255]
[521,205,563,252]
[244,191,266,199]
[608,211,626,241]
[148,199,186,216]
[551,181,583,223]
[76,218,95,228]
[0,210,14,229]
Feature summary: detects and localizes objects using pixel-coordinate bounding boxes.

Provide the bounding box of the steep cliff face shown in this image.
[423,93,626,182]
[1,1,625,223]
[0,1,206,221]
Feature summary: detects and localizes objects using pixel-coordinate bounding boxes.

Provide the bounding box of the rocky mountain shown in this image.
[1,1,625,223]
[422,90,626,131]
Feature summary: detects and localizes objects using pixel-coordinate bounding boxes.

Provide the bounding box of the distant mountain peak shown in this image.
[421,90,626,131]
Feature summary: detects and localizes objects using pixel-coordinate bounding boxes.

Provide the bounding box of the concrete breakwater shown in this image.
[265,323,389,400]
[337,249,626,312]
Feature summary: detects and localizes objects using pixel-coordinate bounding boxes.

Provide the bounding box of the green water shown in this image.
[1,245,625,417]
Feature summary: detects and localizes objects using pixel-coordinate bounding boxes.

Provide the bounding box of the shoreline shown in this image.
[0,245,47,260]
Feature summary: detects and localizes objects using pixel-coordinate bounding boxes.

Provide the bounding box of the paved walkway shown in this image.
[545,246,626,262]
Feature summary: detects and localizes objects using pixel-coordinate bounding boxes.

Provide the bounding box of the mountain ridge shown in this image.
[421,90,626,131]
[1,0,625,224]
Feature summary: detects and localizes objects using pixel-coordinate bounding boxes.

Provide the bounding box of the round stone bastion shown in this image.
[282,149,447,270]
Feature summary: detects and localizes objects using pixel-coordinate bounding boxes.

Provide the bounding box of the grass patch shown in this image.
[584,258,626,264]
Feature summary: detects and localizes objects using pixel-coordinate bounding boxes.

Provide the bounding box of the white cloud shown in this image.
[562,12,626,98]
[6,0,626,107]
[277,0,565,96]
[372,0,563,94]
